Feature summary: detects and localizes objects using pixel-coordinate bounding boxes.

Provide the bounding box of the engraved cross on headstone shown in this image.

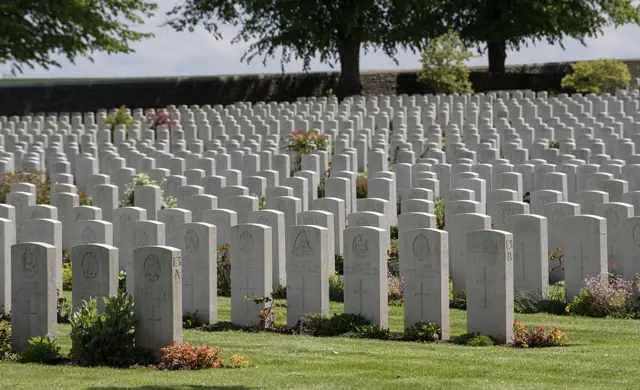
[239,274,256,314]
[478,267,494,308]
[297,276,313,312]
[518,242,526,281]
[414,282,430,318]
[145,304,162,334]
[21,299,37,335]
[185,272,196,308]
[354,279,370,314]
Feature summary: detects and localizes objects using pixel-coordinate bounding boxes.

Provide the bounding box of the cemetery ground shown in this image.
[1,295,639,389]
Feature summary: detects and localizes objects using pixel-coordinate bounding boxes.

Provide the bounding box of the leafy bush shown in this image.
[57,291,71,323]
[434,196,445,230]
[104,105,134,128]
[119,173,176,209]
[404,321,441,342]
[567,273,634,318]
[281,130,329,171]
[217,243,232,297]
[548,140,560,149]
[62,261,72,291]
[159,341,223,370]
[418,30,474,94]
[0,170,50,204]
[0,320,10,359]
[183,311,200,329]
[118,270,127,293]
[355,175,368,199]
[523,192,531,204]
[69,293,139,367]
[514,286,566,315]
[454,333,495,347]
[299,313,370,337]
[388,274,404,306]
[512,320,568,348]
[334,254,344,275]
[450,288,467,310]
[147,109,177,131]
[20,336,63,364]
[329,272,344,302]
[272,284,287,300]
[387,240,399,277]
[561,59,631,94]
[354,324,390,340]
[390,225,398,240]
[245,293,279,330]
[229,353,249,369]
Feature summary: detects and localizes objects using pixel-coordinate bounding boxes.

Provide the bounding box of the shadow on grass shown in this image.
[88,387,254,390]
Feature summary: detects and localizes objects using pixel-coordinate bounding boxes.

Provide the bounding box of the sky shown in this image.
[7,1,640,79]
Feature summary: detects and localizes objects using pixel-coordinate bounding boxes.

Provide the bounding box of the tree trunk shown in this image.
[336,40,362,99]
[487,40,507,73]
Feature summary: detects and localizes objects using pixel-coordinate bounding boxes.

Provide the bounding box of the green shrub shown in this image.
[183,311,200,329]
[334,254,344,275]
[0,320,10,359]
[387,240,399,277]
[434,196,445,230]
[450,288,467,310]
[548,140,560,149]
[217,243,232,297]
[355,176,368,199]
[118,270,127,293]
[329,272,344,302]
[514,287,567,315]
[418,30,474,94]
[69,293,139,367]
[62,262,72,291]
[561,59,631,94]
[20,336,63,364]
[104,105,134,128]
[404,321,441,342]
[390,225,398,240]
[512,320,568,348]
[354,324,390,340]
[454,333,495,347]
[0,170,50,204]
[272,284,287,300]
[119,173,176,209]
[299,313,370,337]
[57,291,71,323]
[567,273,633,318]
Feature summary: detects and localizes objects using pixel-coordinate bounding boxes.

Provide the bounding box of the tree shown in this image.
[166,0,447,98]
[443,0,640,73]
[0,0,157,74]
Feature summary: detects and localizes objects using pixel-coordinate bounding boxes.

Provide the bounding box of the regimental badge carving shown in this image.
[292,229,314,255]
[21,250,36,279]
[412,234,431,259]
[239,231,255,254]
[143,254,161,282]
[82,226,96,244]
[352,234,368,257]
[81,252,99,278]
[185,229,200,252]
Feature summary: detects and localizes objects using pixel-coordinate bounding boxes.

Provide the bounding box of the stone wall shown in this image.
[1,59,640,116]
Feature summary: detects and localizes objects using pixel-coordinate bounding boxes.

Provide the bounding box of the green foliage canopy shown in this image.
[0,0,157,74]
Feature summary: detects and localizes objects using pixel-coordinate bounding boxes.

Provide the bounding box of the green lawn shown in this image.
[1,297,639,390]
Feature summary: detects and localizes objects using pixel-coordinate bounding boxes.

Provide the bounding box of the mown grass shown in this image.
[1,296,639,390]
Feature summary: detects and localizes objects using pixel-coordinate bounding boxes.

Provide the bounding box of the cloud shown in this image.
[12,1,640,79]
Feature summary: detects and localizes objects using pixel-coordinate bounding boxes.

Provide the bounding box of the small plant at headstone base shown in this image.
[434,196,445,230]
[19,336,64,364]
[404,321,442,342]
[104,105,134,128]
[69,293,143,367]
[298,313,371,337]
[453,333,495,347]
[334,254,344,275]
[387,240,400,277]
[147,109,177,133]
[523,192,531,204]
[57,289,72,323]
[388,273,404,306]
[548,140,560,149]
[118,270,127,293]
[62,261,72,291]
[561,59,631,94]
[390,225,398,240]
[328,272,344,302]
[566,272,634,318]
[0,170,51,204]
[355,175,368,199]
[512,320,568,348]
[252,194,266,210]
[353,324,390,340]
[159,341,224,370]
[514,285,566,315]
[216,243,232,297]
[272,284,287,300]
[245,293,280,331]
[119,173,175,209]
[0,319,11,360]
[548,246,565,273]
[418,30,474,94]
[183,311,200,329]
[282,130,329,171]
[449,285,467,311]
[228,353,249,369]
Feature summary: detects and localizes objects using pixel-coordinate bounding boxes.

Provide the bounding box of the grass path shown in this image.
[1,298,638,389]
